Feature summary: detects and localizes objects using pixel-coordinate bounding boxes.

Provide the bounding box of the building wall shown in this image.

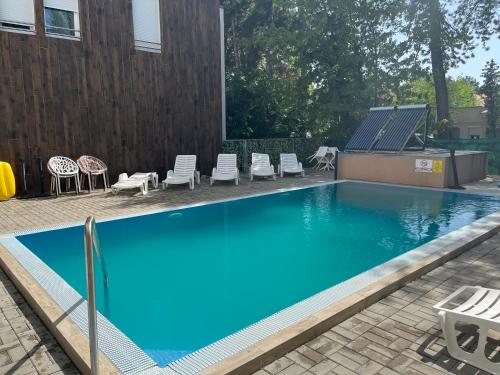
[449,107,500,139]
[0,0,222,193]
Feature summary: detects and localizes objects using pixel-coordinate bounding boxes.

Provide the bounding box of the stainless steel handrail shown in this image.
[84,216,109,375]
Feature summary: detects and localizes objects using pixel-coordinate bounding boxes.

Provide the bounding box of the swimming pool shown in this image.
[2,181,500,374]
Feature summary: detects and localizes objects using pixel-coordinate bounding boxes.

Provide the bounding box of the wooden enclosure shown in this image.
[0,0,222,194]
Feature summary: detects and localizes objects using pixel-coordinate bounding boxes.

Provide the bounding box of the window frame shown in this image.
[43,0,81,40]
[132,0,162,53]
[0,0,36,35]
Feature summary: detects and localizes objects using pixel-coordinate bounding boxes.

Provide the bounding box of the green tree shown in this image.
[399,75,479,108]
[480,60,500,137]
[221,0,406,139]
[352,0,418,106]
[400,0,499,123]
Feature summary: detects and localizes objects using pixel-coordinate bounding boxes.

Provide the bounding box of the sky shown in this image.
[448,38,500,83]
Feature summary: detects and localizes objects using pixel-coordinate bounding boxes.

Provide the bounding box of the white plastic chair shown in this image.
[162,155,197,190]
[48,156,80,197]
[434,285,500,374]
[77,155,109,193]
[210,154,239,186]
[250,153,275,181]
[325,147,339,170]
[307,147,328,166]
[111,173,148,195]
[310,147,330,169]
[279,153,305,177]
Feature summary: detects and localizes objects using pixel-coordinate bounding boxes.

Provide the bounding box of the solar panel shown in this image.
[372,105,429,152]
[345,107,394,151]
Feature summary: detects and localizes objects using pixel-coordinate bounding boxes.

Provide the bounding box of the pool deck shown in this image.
[0,171,499,375]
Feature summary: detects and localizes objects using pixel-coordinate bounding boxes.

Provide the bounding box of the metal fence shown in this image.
[429,138,500,175]
[223,138,328,172]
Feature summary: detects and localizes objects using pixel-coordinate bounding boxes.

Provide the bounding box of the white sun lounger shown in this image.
[210,154,239,186]
[130,172,159,189]
[162,155,197,190]
[111,173,148,195]
[279,153,305,177]
[250,153,276,181]
[307,146,328,166]
[434,285,500,374]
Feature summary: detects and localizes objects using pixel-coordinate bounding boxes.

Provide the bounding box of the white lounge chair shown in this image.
[434,285,500,374]
[311,147,331,169]
[250,153,276,181]
[307,146,328,166]
[130,172,159,189]
[111,173,148,195]
[48,156,81,197]
[210,154,239,186]
[162,155,197,190]
[279,153,305,177]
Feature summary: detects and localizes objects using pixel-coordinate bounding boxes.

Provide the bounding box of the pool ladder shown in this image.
[84,216,109,375]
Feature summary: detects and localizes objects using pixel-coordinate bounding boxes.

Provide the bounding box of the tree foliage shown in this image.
[481,59,500,137]
[399,76,480,108]
[221,0,500,140]
[389,0,499,122]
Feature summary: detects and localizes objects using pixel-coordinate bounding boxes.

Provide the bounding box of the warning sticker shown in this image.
[432,160,443,174]
[416,159,443,174]
[415,159,433,173]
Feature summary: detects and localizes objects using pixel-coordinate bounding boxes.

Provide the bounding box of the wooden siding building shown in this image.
[0,0,222,193]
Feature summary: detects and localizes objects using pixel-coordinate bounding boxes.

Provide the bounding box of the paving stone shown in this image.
[276,363,308,375]
[264,357,295,375]
[295,346,325,364]
[308,359,338,375]
[286,351,316,370]
[354,359,383,375]
[376,367,400,375]
[331,365,357,375]
[357,347,393,367]
[327,352,361,371]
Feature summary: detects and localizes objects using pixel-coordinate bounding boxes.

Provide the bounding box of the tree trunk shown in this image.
[428,0,450,124]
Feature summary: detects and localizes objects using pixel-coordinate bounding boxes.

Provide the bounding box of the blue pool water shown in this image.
[16,182,500,366]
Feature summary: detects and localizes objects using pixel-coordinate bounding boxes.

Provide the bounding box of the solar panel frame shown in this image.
[344,107,394,151]
[371,105,429,152]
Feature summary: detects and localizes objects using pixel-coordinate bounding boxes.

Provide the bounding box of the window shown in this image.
[0,0,36,33]
[44,0,80,38]
[132,0,161,52]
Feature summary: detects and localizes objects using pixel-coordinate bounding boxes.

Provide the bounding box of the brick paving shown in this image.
[0,172,498,374]
[0,267,79,375]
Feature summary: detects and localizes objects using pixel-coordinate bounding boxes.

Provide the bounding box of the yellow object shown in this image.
[432,160,443,174]
[0,162,16,201]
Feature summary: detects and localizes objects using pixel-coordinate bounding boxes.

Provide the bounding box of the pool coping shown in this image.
[0,181,499,374]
